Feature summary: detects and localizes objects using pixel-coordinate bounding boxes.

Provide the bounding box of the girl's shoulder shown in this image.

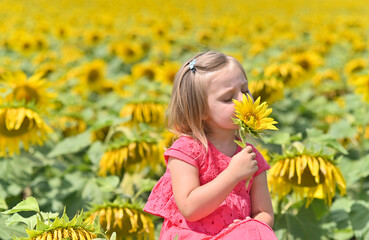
[164,135,206,167]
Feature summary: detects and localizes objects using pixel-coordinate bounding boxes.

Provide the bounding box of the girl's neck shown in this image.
[207,130,238,157]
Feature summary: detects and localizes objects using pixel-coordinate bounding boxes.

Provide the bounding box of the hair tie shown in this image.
[189,59,197,73]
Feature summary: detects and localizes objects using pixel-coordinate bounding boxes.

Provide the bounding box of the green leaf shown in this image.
[2,197,39,214]
[96,176,120,192]
[48,131,92,157]
[306,128,348,154]
[0,215,28,239]
[0,197,7,210]
[234,139,246,148]
[110,232,116,240]
[5,213,37,229]
[327,120,357,139]
[338,156,369,185]
[88,141,104,167]
[275,213,320,240]
[349,201,369,239]
[35,217,49,231]
[263,131,292,145]
[309,199,329,221]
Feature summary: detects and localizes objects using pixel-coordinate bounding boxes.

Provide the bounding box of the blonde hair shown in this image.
[166,51,247,148]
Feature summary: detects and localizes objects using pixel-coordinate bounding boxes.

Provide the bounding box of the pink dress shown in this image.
[144,136,277,240]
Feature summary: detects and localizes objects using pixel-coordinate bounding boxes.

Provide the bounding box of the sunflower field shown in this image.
[1,0,369,239]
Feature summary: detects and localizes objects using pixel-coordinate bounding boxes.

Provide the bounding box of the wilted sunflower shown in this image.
[85,202,154,240]
[1,71,55,112]
[0,107,52,157]
[91,125,111,142]
[233,94,278,142]
[249,78,284,104]
[268,153,346,206]
[98,137,162,176]
[120,101,166,126]
[53,115,87,137]
[26,212,100,240]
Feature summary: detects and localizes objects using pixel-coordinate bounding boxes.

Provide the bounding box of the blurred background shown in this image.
[0,0,369,239]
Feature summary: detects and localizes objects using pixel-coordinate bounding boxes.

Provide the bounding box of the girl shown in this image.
[144,51,276,239]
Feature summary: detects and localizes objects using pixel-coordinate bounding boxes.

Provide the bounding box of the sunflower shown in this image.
[114,75,135,97]
[344,58,368,76]
[156,61,181,84]
[53,115,87,137]
[233,94,278,140]
[85,202,154,240]
[0,107,52,157]
[109,41,145,64]
[268,153,346,206]
[348,75,369,102]
[60,45,84,65]
[291,52,323,72]
[75,59,108,94]
[27,212,99,240]
[91,125,111,142]
[1,71,55,112]
[249,78,284,104]
[9,31,36,54]
[119,101,166,126]
[83,28,105,46]
[34,62,58,78]
[248,42,267,57]
[264,62,304,87]
[312,69,340,85]
[98,137,162,176]
[131,62,159,81]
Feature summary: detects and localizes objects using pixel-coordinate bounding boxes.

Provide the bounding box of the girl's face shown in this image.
[204,63,252,132]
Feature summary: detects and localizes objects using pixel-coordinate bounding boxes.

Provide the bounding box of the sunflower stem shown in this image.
[37,211,45,222]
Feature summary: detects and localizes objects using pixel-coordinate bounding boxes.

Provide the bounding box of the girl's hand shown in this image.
[227,145,258,182]
[228,217,251,228]
[228,219,241,228]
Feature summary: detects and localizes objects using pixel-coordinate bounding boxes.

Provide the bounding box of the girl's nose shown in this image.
[236,92,245,102]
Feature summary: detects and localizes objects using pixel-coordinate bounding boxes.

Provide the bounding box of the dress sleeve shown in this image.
[163,136,204,168]
[247,143,270,176]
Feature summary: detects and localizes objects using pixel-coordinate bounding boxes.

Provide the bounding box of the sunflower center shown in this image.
[92,34,100,43]
[351,65,364,73]
[87,69,101,83]
[22,42,31,50]
[0,112,34,137]
[13,85,40,104]
[284,167,326,187]
[298,59,311,71]
[143,69,155,80]
[124,47,135,57]
[243,113,259,125]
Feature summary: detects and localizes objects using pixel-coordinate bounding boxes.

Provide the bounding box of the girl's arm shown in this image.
[168,146,258,222]
[250,171,274,227]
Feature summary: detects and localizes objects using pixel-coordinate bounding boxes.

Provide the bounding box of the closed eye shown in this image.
[222,98,233,103]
